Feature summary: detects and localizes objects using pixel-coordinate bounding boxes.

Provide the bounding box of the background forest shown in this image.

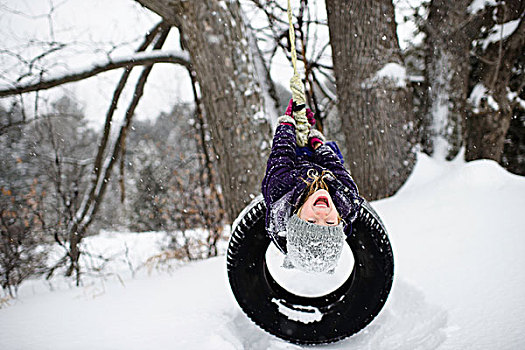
[0,0,523,297]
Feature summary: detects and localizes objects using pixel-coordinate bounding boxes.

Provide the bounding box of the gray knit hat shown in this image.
[283,214,345,273]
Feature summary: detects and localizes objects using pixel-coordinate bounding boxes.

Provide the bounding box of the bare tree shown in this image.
[422,0,524,162]
[55,24,173,283]
[0,23,179,284]
[247,0,338,129]
[325,0,417,200]
[0,184,47,297]
[0,95,92,295]
[0,0,280,281]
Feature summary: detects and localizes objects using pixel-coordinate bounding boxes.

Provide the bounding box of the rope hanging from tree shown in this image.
[287,0,309,147]
[227,6,395,343]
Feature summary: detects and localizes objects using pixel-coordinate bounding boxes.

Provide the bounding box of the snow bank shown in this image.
[373,153,525,349]
[1,153,525,349]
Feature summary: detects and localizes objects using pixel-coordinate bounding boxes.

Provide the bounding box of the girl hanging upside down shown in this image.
[262,100,363,273]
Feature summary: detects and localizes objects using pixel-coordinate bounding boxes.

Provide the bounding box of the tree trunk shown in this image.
[502,108,525,175]
[424,0,524,162]
[465,109,512,161]
[325,0,417,200]
[466,5,525,162]
[136,0,273,222]
[423,0,471,159]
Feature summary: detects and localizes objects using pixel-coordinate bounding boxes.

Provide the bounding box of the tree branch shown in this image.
[83,20,166,217]
[81,26,171,230]
[0,50,190,97]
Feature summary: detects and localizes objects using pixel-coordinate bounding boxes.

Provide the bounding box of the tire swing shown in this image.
[227,198,394,345]
[227,0,393,344]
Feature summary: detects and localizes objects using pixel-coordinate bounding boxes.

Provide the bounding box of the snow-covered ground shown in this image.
[1,153,525,350]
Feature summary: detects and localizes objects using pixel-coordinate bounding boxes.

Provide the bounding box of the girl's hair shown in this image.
[300,169,331,199]
[296,169,342,223]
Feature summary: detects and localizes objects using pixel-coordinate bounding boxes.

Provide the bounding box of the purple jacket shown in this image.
[262,124,363,253]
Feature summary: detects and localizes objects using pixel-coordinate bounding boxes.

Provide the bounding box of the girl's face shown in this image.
[298,189,340,226]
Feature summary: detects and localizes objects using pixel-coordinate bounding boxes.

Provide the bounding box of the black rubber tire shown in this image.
[227,198,394,345]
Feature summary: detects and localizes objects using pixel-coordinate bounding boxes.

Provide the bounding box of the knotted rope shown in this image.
[287,0,309,147]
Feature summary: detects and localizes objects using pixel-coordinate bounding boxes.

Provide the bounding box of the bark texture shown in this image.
[136,0,273,222]
[325,0,417,200]
[423,0,471,159]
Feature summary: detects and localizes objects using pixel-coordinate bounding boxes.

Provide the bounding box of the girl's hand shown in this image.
[278,99,297,126]
[286,99,315,126]
[308,129,325,150]
[281,99,317,127]
[312,141,322,150]
[306,108,316,126]
[285,98,294,116]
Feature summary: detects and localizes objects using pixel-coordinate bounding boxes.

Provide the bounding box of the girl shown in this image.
[262,100,363,273]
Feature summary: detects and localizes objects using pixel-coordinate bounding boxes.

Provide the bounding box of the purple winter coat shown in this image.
[261,123,363,253]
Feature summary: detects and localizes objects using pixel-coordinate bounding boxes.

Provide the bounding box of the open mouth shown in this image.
[314,196,329,208]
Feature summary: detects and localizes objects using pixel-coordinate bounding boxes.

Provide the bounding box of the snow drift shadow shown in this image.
[224,279,448,350]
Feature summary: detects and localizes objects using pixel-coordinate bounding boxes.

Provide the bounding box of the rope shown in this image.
[287,0,309,147]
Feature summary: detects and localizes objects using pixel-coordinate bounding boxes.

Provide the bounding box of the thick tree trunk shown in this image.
[136,0,273,222]
[325,0,417,200]
[423,0,471,159]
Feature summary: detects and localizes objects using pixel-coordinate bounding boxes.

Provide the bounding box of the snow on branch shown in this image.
[469,83,500,112]
[0,50,191,97]
[507,90,525,110]
[482,18,521,50]
[467,0,498,14]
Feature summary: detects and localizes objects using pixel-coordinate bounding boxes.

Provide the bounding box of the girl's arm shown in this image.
[313,144,360,196]
[261,123,298,205]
